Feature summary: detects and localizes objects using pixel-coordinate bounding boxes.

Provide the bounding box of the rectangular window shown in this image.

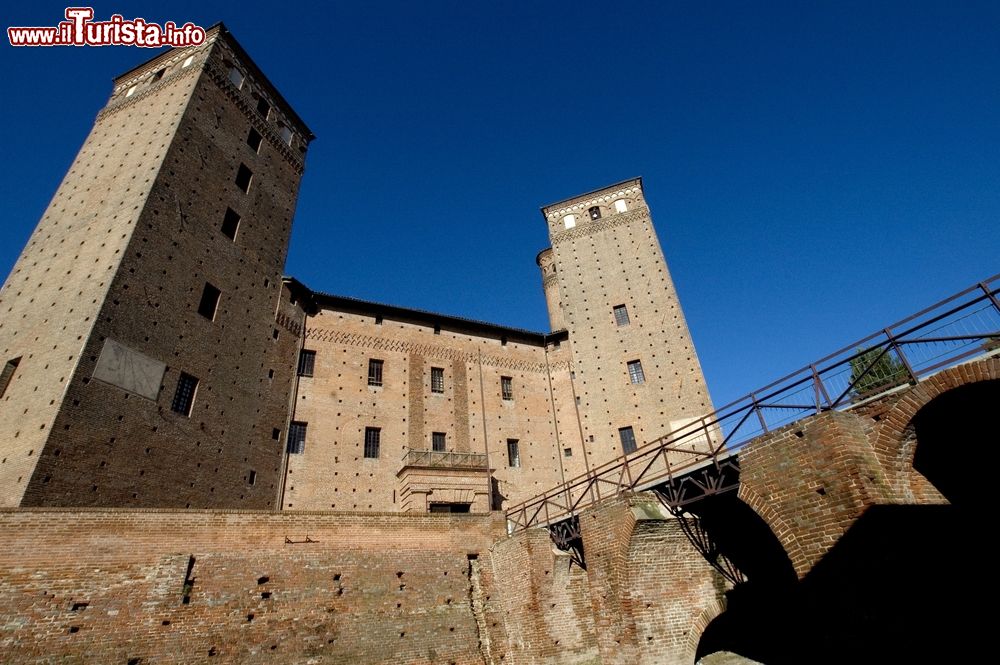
[432,432,446,452]
[627,359,645,385]
[171,372,198,417]
[221,208,241,240]
[507,439,520,467]
[228,67,244,89]
[182,55,194,68]
[198,283,221,320]
[256,97,270,118]
[613,304,630,326]
[297,349,316,377]
[288,421,307,454]
[0,357,21,399]
[248,470,256,486]
[279,125,294,146]
[367,359,383,386]
[246,127,262,153]
[563,447,573,457]
[235,163,253,193]
[431,367,444,393]
[364,427,381,459]
[501,376,513,401]
[619,426,638,455]
[150,68,165,83]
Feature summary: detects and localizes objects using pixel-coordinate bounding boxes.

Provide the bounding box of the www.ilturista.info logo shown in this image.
[8,7,206,47]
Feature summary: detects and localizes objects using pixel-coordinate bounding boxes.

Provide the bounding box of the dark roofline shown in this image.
[540,176,643,216]
[282,278,568,345]
[112,22,314,141]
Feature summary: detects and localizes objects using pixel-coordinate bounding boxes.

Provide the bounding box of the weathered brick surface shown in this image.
[490,527,598,664]
[3,27,310,510]
[285,310,586,512]
[737,410,894,577]
[543,182,715,466]
[0,509,506,664]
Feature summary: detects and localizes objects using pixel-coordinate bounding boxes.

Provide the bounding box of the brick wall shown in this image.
[0,509,506,664]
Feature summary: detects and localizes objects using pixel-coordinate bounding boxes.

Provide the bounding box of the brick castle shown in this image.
[0,24,711,514]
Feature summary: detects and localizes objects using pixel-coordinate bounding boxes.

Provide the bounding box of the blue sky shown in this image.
[2,1,998,407]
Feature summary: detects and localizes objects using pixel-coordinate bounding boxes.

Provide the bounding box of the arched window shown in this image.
[589,206,602,220]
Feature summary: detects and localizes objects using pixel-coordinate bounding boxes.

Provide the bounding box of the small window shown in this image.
[563,447,572,457]
[588,206,601,220]
[171,373,199,417]
[0,357,22,399]
[364,427,381,459]
[431,367,444,393]
[248,470,256,486]
[228,67,244,89]
[501,376,513,401]
[614,199,628,213]
[150,68,165,83]
[197,283,221,320]
[221,208,240,240]
[613,304,630,327]
[288,421,307,454]
[278,125,293,146]
[297,350,316,377]
[563,214,576,229]
[247,128,262,153]
[368,359,383,387]
[507,439,520,468]
[432,432,446,452]
[627,360,645,385]
[256,97,270,119]
[182,55,195,68]
[619,426,638,455]
[235,164,253,193]
[125,85,137,97]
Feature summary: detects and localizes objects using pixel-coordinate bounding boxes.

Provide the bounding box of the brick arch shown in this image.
[684,597,728,663]
[872,356,999,502]
[736,484,807,577]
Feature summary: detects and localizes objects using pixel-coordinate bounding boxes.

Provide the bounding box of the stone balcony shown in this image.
[397,450,493,513]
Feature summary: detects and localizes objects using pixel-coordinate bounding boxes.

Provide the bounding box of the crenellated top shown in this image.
[100,23,314,171]
[540,178,646,237]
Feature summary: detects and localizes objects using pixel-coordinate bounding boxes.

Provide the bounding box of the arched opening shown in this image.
[689,495,795,664]
[910,379,1000,508]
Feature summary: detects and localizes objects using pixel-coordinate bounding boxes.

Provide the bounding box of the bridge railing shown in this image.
[505,274,1000,532]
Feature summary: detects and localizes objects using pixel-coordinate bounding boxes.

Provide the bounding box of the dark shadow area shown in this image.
[696,381,995,664]
[912,379,999,507]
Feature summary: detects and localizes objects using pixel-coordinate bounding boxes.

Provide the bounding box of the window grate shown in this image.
[171,373,198,417]
[288,422,307,454]
[432,432,446,452]
[507,439,520,467]
[298,350,316,377]
[613,304,630,326]
[431,367,444,393]
[501,376,513,401]
[368,359,383,386]
[627,360,645,385]
[364,427,381,459]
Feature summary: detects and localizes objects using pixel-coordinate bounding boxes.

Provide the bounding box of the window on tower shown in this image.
[613,304,630,326]
[228,66,244,89]
[171,373,199,417]
[297,350,316,377]
[563,214,576,229]
[247,128,263,153]
[431,367,444,393]
[198,283,221,320]
[221,208,241,241]
[614,199,628,213]
[507,439,520,467]
[627,360,645,385]
[588,206,602,220]
[287,421,307,454]
[364,427,381,459]
[235,164,253,193]
[432,432,446,452]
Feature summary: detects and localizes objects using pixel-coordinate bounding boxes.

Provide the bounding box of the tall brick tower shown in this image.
[0,25,313,508]
[539,178,713,468]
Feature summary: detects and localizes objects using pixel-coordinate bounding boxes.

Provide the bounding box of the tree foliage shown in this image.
[848,346,908,397]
